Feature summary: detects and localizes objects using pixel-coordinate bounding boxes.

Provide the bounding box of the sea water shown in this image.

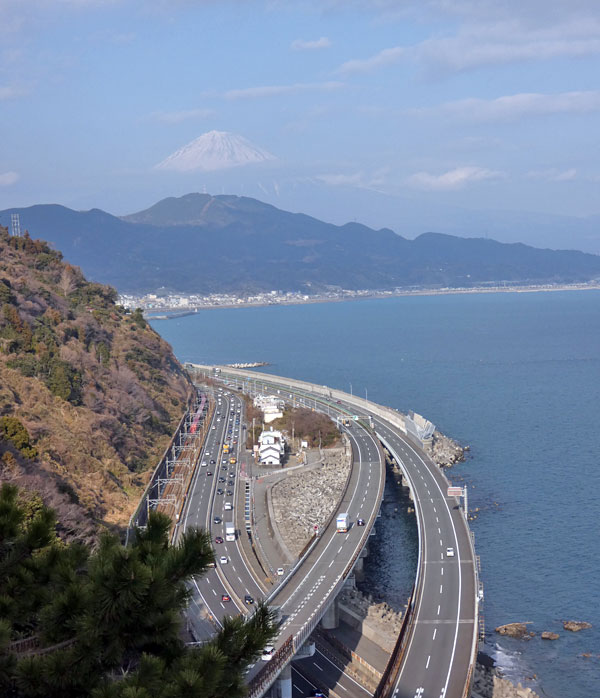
[151,290,600,698]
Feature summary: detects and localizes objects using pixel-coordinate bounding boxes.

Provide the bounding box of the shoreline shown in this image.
[143,282,600,317]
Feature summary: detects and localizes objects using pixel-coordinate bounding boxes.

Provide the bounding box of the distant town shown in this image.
[119,281,600,316]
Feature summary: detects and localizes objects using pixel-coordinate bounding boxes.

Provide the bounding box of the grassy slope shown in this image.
[0,227,192,538]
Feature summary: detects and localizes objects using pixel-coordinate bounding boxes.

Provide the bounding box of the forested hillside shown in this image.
[0,227,192,538]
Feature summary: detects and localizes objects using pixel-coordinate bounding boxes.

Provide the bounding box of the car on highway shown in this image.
[225,490,233,496]
[309,691,326,697]
[227,480,234,486]
[357,518,366,526]
[446,547,455,557]
[215,536,223,544]
[210,459,216,464]
[244,595,254,605]
[216,488,224,495]
[201,461,207,467]
[218,477,226,483]
[207,471,213,476]
[224,502,233,510]
[208,561,216,568]
[214,516,222,524]
[276,567,284,576]
[221,593,231,602]
[219,555,228,564]
[261,645,275,661]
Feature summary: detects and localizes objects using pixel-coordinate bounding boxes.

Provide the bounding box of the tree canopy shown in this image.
[0,483,277,697]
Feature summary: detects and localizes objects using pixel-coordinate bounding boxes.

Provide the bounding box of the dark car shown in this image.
[216,488,224,495]
[215,536,223,544]
[218,477,226,483]
[221,594,231,602]
[244,595,254,605]
[210,459,216,464]
[214,516,221,524]
[226,490,233,496]
[206,471,213,476]
[309,691,326,697]
[228,480,234,486]
[357,518,366,526]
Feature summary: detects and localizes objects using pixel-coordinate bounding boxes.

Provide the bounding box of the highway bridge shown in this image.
[180,365,481,698]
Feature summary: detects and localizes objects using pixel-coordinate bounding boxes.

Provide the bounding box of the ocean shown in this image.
[150,290,600,698]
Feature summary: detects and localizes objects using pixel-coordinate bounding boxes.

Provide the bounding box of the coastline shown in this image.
[143,282,600,317]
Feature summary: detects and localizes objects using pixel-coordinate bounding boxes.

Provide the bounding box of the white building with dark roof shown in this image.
[258,427,285,465]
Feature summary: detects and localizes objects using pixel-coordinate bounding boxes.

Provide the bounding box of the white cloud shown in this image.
[0,85,26,99]
[336,46,405,75]
[527,168,577,182]
[435,91,600,121]
[406,166,504,191]
[316,172,365,187]
[223,81,344,100]
[291,37,331,51]
[153,108,216,124]
[0,171,19,186]
[332,10,600,76]
[315,167,391,191]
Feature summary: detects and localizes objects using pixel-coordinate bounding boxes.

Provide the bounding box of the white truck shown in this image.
[225,522,236,542]
[336,512,349,533]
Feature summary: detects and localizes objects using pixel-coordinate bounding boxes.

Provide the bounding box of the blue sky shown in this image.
[1,1,600,250]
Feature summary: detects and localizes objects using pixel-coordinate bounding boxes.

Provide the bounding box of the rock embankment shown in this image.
[337,586,403,651]
[429,429,467,467]
[472,663,541,698]
[271,444,351,557]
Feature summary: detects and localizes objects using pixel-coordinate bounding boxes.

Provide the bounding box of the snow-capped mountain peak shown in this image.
[155,130,276,172]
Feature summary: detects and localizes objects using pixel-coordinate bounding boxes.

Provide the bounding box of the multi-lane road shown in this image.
[178,381,386,695]
[192,367,479,698]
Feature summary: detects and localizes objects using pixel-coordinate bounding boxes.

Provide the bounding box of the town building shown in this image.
[258,427,286,465]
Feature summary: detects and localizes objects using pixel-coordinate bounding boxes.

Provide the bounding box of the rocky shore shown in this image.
[428,429,467,467]
[472,661,541,698]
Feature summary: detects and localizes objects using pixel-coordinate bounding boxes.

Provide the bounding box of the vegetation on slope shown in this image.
[270,407,340,449]
[0,227,192,536]
[0,483,277,698]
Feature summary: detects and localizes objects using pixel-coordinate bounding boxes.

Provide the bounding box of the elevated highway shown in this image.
[187,365,480,698]
[178,374,386,698]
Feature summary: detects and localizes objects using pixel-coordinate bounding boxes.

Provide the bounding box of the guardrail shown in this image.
[188,365,478,698]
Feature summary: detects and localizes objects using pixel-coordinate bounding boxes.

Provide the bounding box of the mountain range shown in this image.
[1,193,600,295]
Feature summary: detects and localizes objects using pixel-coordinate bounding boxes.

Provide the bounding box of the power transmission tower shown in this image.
[11,213,21,237]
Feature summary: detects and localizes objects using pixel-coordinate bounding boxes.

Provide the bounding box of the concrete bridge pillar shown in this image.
[320,598,339,630]
[353,554,365,581]
[276,664,292,698]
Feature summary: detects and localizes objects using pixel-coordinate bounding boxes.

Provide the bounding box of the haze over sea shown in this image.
[151,290,600,698]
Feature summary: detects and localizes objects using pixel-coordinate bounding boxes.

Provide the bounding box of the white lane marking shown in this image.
[437,604,441,615]
[441,567,444,576]
[338,546,343,554]
[433,628,437,640]
[212,589,216,595]
[438,527,441,534]
[337,684,348,691]
[426,655,431,669]
[313,663,323,671]
[440,539,443,546]
[440,584,443,594]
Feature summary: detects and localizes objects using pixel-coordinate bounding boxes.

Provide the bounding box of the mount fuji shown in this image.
[155,130,276,172]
